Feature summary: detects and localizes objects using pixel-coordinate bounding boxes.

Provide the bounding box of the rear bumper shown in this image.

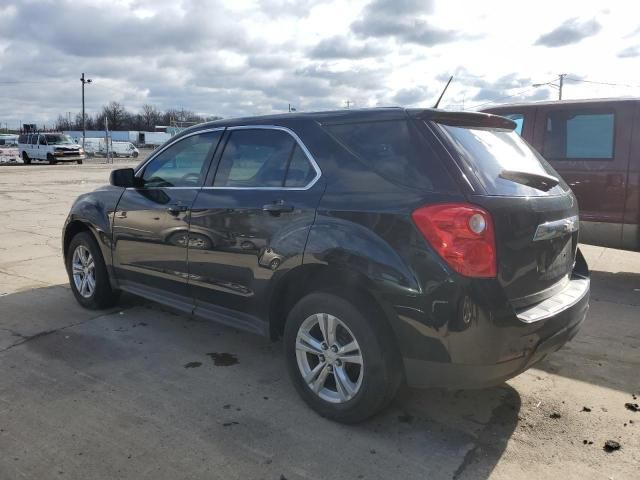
[404,287,588,388]
[402,251,590,389]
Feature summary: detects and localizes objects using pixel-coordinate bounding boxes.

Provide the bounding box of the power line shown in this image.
[468,86,542,110]
[565,77,640,88]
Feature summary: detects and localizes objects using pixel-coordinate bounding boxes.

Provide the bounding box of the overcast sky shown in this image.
[1,0,639,128]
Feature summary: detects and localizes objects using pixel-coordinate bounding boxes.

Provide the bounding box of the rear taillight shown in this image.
[411,203,497,278]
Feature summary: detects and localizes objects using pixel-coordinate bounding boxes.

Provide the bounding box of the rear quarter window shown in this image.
[323,119,450,191]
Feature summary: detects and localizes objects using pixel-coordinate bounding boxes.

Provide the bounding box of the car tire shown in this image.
[77,160,83,165]
[66,231,120,309]
[22,152,31,165]
[47,154,57,165]
[132,151,139,158]
[284,292,402,423]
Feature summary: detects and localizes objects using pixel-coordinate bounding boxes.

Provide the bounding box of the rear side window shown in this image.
[438,124,568,197]
[543,111,614,160]
[285,146,316,187]
[324,120,443,190]
[30,135,38,145]
[214,129,316,188]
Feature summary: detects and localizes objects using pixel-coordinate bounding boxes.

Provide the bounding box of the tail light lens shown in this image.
[411,203,497,278]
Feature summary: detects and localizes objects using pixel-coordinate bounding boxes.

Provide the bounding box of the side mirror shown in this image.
[110,168,137,188]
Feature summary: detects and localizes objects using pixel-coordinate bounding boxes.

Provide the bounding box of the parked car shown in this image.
[82,138,139,158]
[111,141,139,158]
[62,108,590,422]
[0,134,19,146]
[81,137,106,157]
[483,98,640,251]
[18,133,85,164]
[0,146,20,164]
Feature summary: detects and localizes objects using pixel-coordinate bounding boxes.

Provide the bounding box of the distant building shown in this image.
[63,130,173,147]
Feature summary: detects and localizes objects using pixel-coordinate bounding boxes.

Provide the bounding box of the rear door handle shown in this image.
[167,205,188,215]
[263,201,294,216]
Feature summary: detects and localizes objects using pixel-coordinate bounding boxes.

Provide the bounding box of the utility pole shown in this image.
[533,73,567,101]
[345,100,352,109]
[558,73,566,100]
[80,73,92,149]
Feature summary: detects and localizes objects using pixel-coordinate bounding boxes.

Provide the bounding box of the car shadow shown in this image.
[531,269,640,393]
[0,284,519,479]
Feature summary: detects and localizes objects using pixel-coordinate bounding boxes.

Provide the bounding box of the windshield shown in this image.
[436,124,569,197]
[45,134,74,145]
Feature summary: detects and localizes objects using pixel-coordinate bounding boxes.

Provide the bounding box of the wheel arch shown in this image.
[268,263,400,348]
[63,219,116,288]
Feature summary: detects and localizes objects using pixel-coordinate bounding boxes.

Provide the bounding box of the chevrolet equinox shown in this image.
[63,108,590,423]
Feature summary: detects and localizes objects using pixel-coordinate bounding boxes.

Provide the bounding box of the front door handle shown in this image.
[167,205,188,215]
[263,200,294,216]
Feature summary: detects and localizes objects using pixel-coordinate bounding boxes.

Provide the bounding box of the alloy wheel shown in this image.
[72,245,96,298]
[295,313,364,403]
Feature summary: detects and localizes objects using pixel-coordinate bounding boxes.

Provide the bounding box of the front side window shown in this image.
[141,131,221,187]
[543,111,615,160]
[504,113,524,136]
[30,135,38,145]
[214,129,315,188]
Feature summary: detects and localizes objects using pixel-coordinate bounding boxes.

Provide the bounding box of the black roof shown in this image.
[182,107,512,134]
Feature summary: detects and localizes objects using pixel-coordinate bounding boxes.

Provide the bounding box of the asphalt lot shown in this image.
[0,162,638,480]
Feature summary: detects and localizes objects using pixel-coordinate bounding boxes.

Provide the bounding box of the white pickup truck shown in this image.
[18,133,85,165]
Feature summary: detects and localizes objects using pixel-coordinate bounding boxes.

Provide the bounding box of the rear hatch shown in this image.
[421,111,579,307]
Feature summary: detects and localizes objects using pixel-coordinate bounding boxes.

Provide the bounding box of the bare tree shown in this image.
[53,104,219,132]
[141,104,161,130]
[101,101,127,130]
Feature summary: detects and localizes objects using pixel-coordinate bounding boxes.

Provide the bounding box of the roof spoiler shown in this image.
[410,110,517,130]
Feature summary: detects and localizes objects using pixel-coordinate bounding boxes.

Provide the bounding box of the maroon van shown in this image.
[484,98,639,251]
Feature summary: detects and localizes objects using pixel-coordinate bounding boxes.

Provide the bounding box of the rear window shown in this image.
[324,119,449,190]
[437,124,568,196]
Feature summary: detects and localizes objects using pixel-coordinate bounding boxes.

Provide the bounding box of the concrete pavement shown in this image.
[0,163,638,479]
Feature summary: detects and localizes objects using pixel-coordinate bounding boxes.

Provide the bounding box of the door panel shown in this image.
[187,126,324,333]
[111,130,222,301]
[112,187,200,297]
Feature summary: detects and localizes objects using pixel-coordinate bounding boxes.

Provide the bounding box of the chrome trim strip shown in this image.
[211,125,322,191]
[516,276,589,323]
[533,215,579,242]
[133,125,322,192]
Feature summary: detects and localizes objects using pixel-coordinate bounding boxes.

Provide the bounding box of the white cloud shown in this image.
[0,0,639,128]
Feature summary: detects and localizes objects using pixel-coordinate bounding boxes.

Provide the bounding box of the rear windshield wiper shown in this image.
[499,170,559,192]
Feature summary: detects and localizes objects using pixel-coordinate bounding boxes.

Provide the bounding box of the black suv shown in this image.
[63,108,590,423]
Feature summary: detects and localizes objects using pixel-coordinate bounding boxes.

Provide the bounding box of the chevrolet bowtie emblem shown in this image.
[533,215,579,241]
